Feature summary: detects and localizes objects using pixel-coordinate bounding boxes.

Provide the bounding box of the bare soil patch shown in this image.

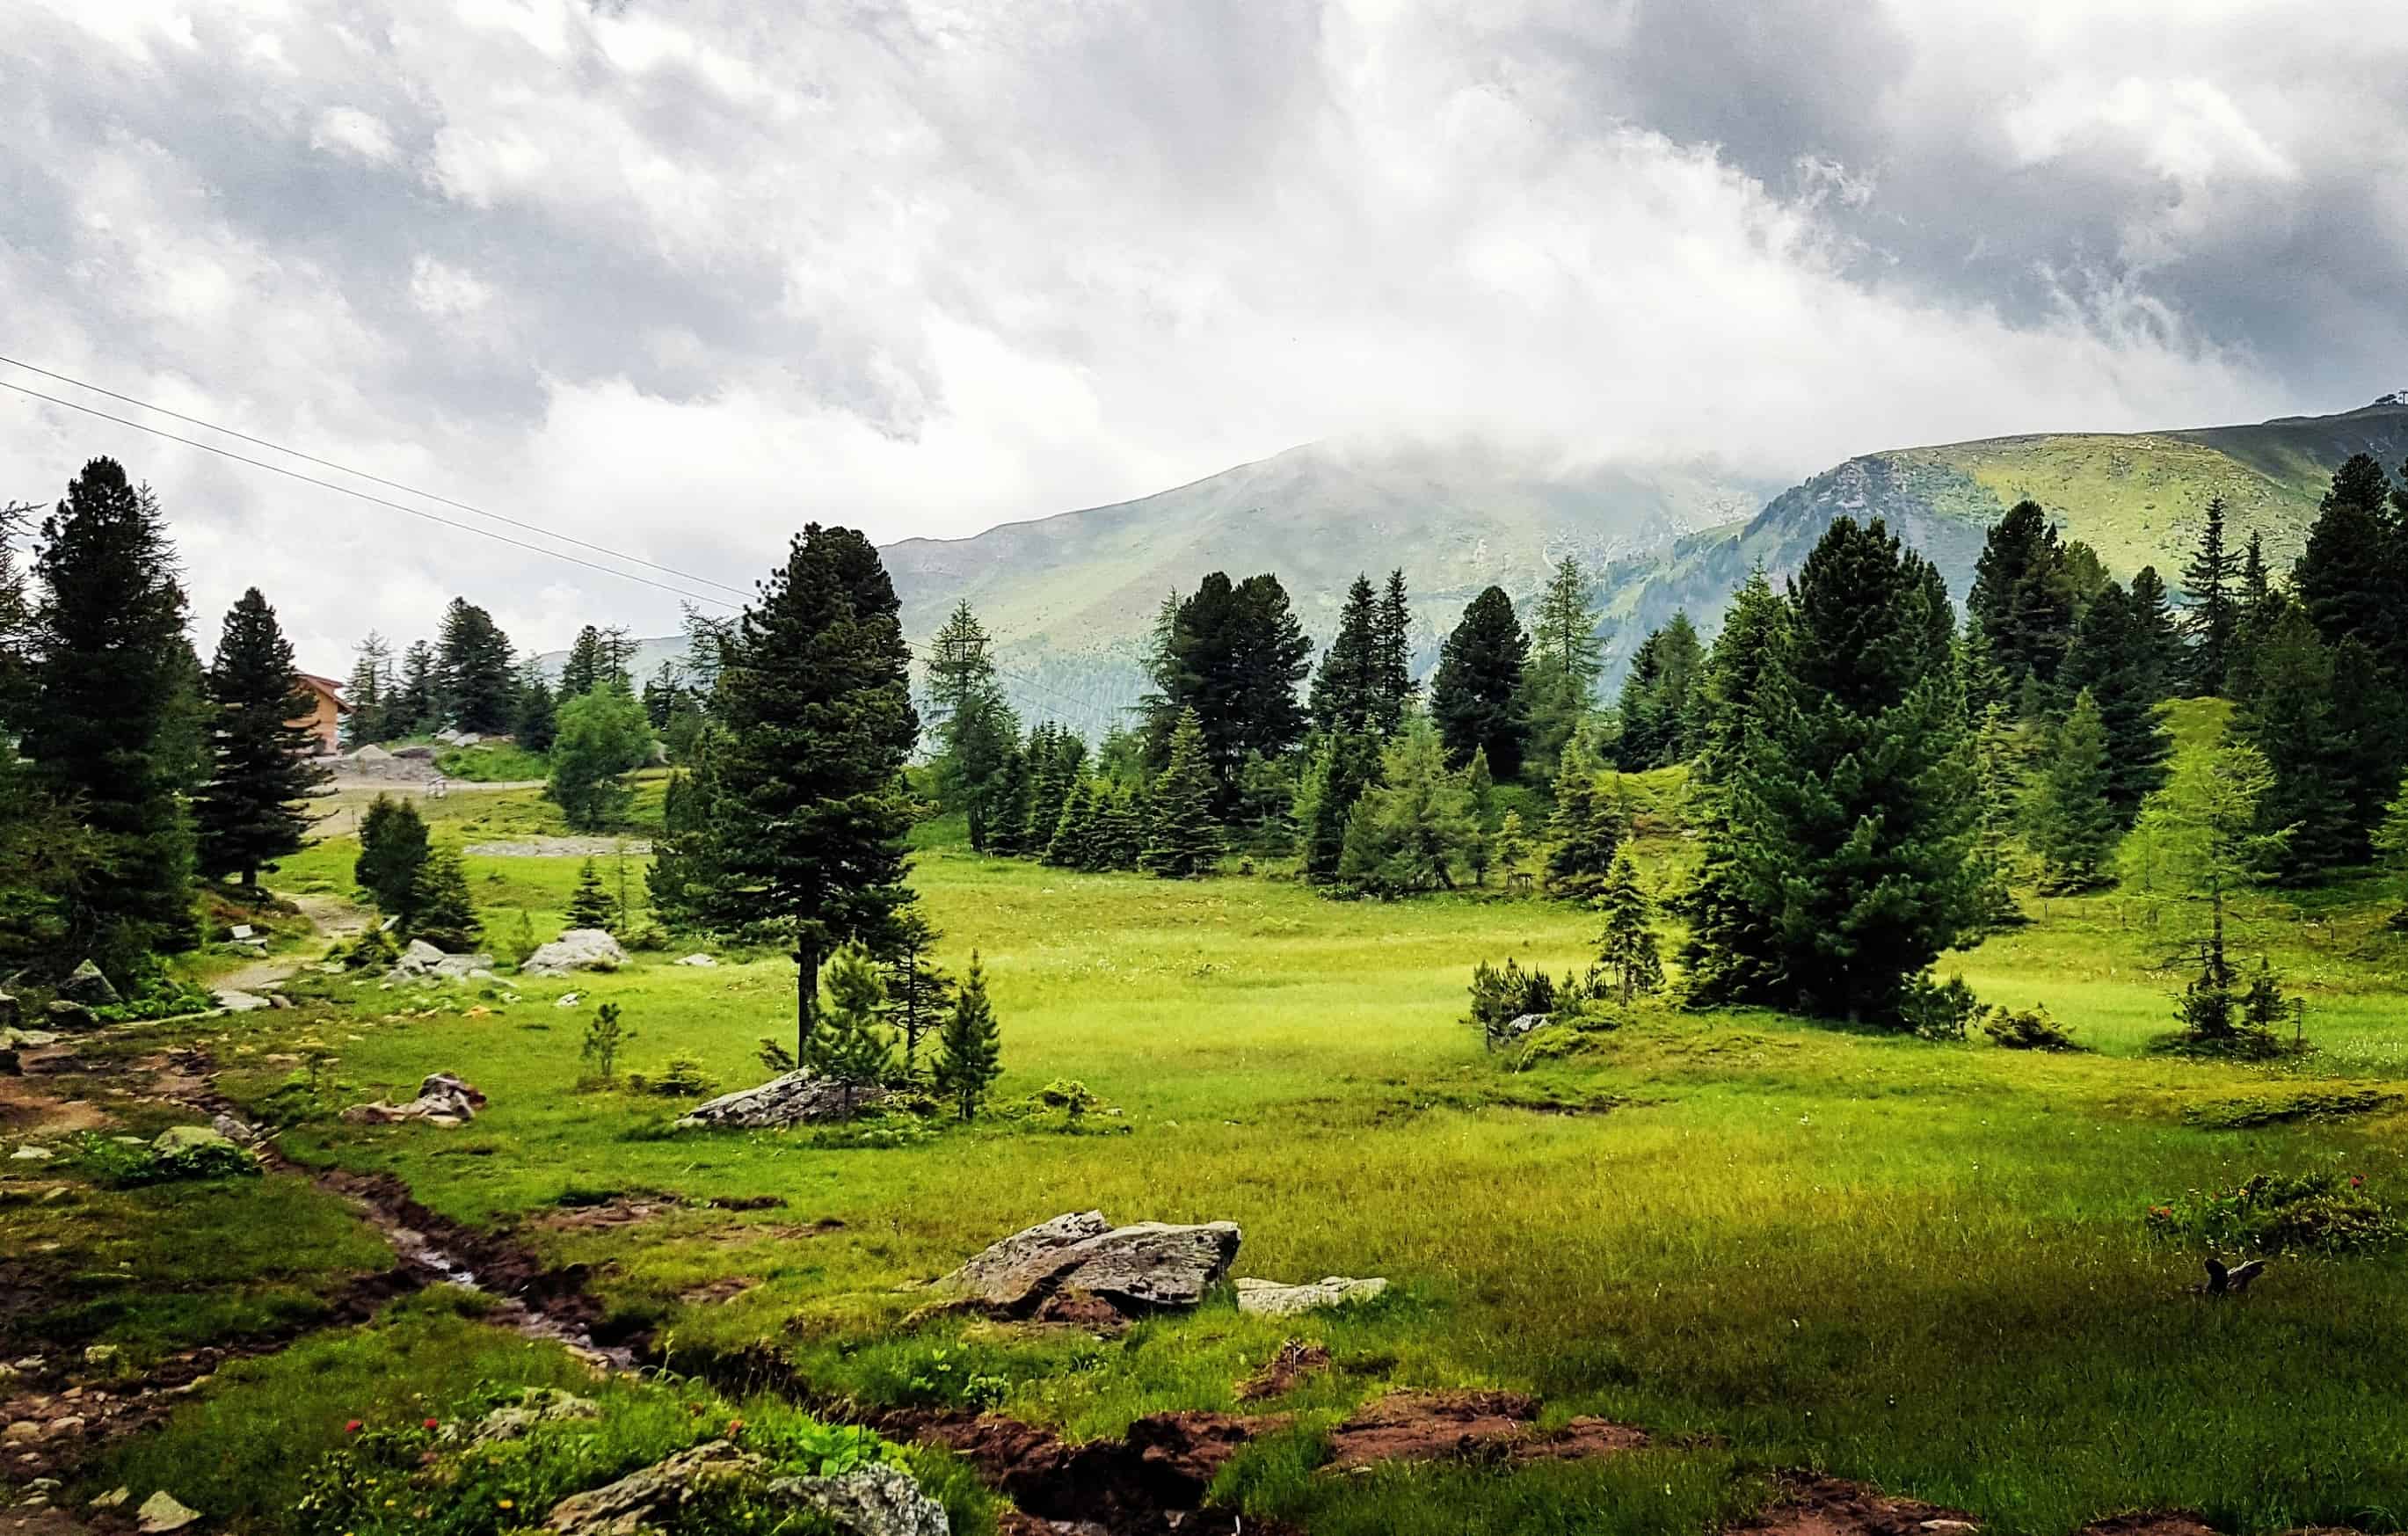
[1731,1474,1975,1536]
[1324,1389,1648,1469]
[898,1409,1281,1536]
[1236,1340,1330,1402]
[0,1076,110,1138]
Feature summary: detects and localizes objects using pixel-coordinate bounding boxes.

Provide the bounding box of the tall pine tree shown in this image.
[24,459,200,971]
[1430,586,1530,779]
[1522,556,1602,775]
[2059,580,2171,825]
[1968,499,2076,703]
[434,598,516,733]
[194,588,329,889]
[1373,569,1415,733]
[2025,689,2118,892]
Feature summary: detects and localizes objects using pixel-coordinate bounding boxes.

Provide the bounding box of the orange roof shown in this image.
[296,673,353,712]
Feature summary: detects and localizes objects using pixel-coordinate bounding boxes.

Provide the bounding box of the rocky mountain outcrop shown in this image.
[942,1211,1241,1318]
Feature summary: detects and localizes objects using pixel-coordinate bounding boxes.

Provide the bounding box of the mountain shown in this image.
[1597,397,2408,658]
[528,635,692,689]
[878,438,1782,731]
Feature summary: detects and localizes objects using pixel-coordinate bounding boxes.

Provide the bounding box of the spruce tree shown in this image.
[1147,571,1312,796]
[24,458,199,971]
[646,726,726,933]
[983,739,1034,857]
[1374,569,1415,732]
[2025,689,2118,892]
[390,641,438,738]
[1968,499,2076,702]
[2233,594,2357,877]
[1299,730,1382,880]
[406,848,480,950]
[2059,580,2171,824]
[1614,612,1705,768]
[434,597,516,733]
[706,525,919,1056]
[513,661,558,753]
[1683,517,1977,1023]
[1595,847,1662,1005]
[808,939,892,1113]
[2127,566,2180,700]
[558,626,607,700]
[1310,576,1383,738]
[1463,747,1495,885]
[343,631,393,746]
[1522,556,1602,775]
[2176,498,2240,694]
[880,909,954,1080]
[933,950,1003,1122]
[1968,700,2028,929]
[2294,454,2400,656]
[1493,809,1529,888]
[1142,709,1220,877]
[354,794,430,920]
[1691,570,1791,787]
[564,857,616,930]
[194,588,330,889]
[1336,716,1477,892]
[1099,784,1146,870]
[1044,776,1103,868]
[1430,586,1531,778]
[927,601,1019,847]
[1022,724,1087,852]
[1543,761,1620,899]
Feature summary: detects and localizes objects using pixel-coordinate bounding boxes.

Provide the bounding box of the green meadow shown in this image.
[18,710,2408,1535]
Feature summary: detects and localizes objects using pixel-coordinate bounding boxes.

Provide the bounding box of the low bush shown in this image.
[627,1056,718,1098]
[2145,1170,2401,1256]
[1899,973,1982,1041]
[1980,1006,2084,1052]
[72,1130,258,1188]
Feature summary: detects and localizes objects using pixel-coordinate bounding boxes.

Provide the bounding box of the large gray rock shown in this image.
[463,1388,600,1447]
[342,1072,487,1127]
[545,1442,768,1532]
[768,1463,949,1536]
[59,960,120,1007]
[674,1070,884,1129]
[351,743,393,764]
[45,1000,98,1031]
[388,941,496,982]
[944,1211,1241,1316]
[1234,1275,1389,1316]
[522,928,629,976]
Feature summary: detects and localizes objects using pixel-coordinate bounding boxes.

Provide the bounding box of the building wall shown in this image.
[289,688,343,755]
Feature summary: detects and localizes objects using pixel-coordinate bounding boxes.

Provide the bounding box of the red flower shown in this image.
[2351,1175,2365,1188]
[346,1419,363,1434]
[423,1417,440,1430]
[725,1417,746,1438]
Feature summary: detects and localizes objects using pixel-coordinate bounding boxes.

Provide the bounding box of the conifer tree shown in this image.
[706,525,919,1055]
[389,641,438,738]
[1543,761,1621,899]
[564,857,616,930]
[1614,612,1705,768]
[1595,847,1662,1005]
[1522,556,1602,775]
[354,795,430,920]
[2025,689,2118,891]
[983,739,1034,857]
[1683,517,1977,1023]
[880,909,954,1080]
[1691,570,1791,787]
[1142,709,1219,877]
[1463,747,1495,885]
[646,726,726,933]
[434,597,516,733]
[24,458,199,969]
[343,631,393,746]
[1299,731,1382,880]
[2059,580,2171,824]
[808,940,892,1113]
[406,848,480,950]
[1044,776,1103,868]
[927,601,1019,847]
[557,626,606,700]
[2124,741,2288,1041]
[1968,499,2076,702]
[2233,594,2357,877]
[1099,784,1146,870]
[1337,716,1478,892]
[513,661,558,753]
[2294,454,2400,656]
[933,950,1003,1122]
[194,588,330,890]
[1022,724,1087,853]
[2127,566,2180,700]
[1430,586,1531,778]
[1374,569,1415,732]
[1146,571,1311,794]
[1311,576,1384,738]
[1494,809,1530,888]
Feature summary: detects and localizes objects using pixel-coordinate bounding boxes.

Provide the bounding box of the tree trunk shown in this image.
[795,940,821,1063]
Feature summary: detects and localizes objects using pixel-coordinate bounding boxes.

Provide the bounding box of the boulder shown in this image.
[351,744,393,764]
[1502,1012,1551,1040]
[209,1112,257,1143]
[674,954,718,968]
[150,1125,241,1158]
[523,928,629,976]
[545,1442,768,1533]
[215,990,273,1013]
[768,1463,949,1536]
[135,1490,201,1533]
[45,999,98,1030]
[675,1070,884,1130]
[387,941,497,982]
[464,1388,600,1447]
[342,1071,488,1127]
[60,960,120,1006]
[1234,1275,1389,1317]
[943,1211,1242,1317]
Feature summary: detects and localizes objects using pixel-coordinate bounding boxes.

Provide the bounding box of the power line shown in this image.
[0,354,754,600]
[0,377,738,610]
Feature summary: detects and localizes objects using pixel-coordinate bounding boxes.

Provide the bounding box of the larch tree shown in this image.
[705,524,920,1058]
[24,458,200,972]
[1521,556,1602,775]
[1430,586,1531,778]
[881,908,954,1081]
[194,587,329,890]
[1336,715,1478,893]
[926,601,1019,849]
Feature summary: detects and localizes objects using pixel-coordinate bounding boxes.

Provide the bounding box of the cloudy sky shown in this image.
[4,0,2404,666]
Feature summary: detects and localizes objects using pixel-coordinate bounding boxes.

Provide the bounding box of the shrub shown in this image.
[338,927,400,972]
[627,1056,717,1098]
[1980,1006,2084,1052]
[72,1130,258,1187]
[1899,973,1982,1041]
[2145,1170,2401,1256]
[580,1003,632,1084]
[1466,957,1558,1050]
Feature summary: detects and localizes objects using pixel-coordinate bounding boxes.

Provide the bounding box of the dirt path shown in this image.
[208,891,369,996]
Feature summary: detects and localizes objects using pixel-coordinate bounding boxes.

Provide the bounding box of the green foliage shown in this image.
[194,587,329,885]
[2186,1088,2395,1130]
[546,684,651,832]
[1337,716,1479,893]
[1140,708,1219,878]
[1898,973,1983,1042]
[2025,689,2120,892]
[926,600,1020,852]
[1311,574,1386,739]
[647,726,727,935]
[434,596,519,735]
[1297,730,1380,880]
[628,1055,719,1098]
[2060,580,2171,819]
[1430,585,1530,780]
[354,795,431,921]
[406,848,481,951]
[1521,555,1602,776]
[1543,761,1623,899]
[2146,1171,2400,1256]
[1465,957,1557,1050]
[22,456,200,972]
[1979,1006,2084,1052]
[1593,847,1661,1005]
[580,1001,633,1083]
[2179,495,2240,694]
[565,857,616,931]
[932,950,1004,1122]
[1968,499,2077,702]
[72,1129,259,1188]
[1142,571,1313,798]
[338,925,401,972]
[1613,610,1705,768]
[807,940,893,1110]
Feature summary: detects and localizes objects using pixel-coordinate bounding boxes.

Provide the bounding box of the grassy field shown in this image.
[15,717,2408,1534]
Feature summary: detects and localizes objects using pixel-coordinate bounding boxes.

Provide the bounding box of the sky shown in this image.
[4,0,2405,667]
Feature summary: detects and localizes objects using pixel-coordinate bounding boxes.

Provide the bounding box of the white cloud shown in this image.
[309,106,399,164]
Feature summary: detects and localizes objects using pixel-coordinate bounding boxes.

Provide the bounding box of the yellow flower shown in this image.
[498,1498,514,1510]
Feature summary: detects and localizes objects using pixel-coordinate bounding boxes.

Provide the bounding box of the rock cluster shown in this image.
[521,928,629,976]
[386,940,497,983]
[942,1211,1242,1318]
[674,1070,885,1129]
[1233,1275,1389,1316]
[342,1072,488,1126]
[542,1443,948,1536]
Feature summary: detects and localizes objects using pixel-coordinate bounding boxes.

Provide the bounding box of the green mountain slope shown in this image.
[1599,397,2408,665]
[879,439,1780,729]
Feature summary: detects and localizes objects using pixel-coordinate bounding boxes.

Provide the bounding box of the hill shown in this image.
[1599,397,2408,655]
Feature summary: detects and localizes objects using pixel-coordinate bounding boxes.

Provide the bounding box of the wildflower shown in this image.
[498,1498,514,1511]
[423,1416,440,1429]
[725,1416,745,1438]
[346,1419,363,1434]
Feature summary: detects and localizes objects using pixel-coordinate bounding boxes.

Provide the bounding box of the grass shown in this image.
[435,740,553,783]
[30,710,2408,1534]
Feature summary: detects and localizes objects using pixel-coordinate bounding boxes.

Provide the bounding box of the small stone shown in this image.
[3,1423,39,1443]
[675,953,718,967]
[556,992,584,1008]
[83,1344,120,1366]
[1233,1275,1390,1317]
[135,1489,202,1532]
[91,1487,131,1509]
[9,1146,53,1162]
[45,1415,85,1439]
